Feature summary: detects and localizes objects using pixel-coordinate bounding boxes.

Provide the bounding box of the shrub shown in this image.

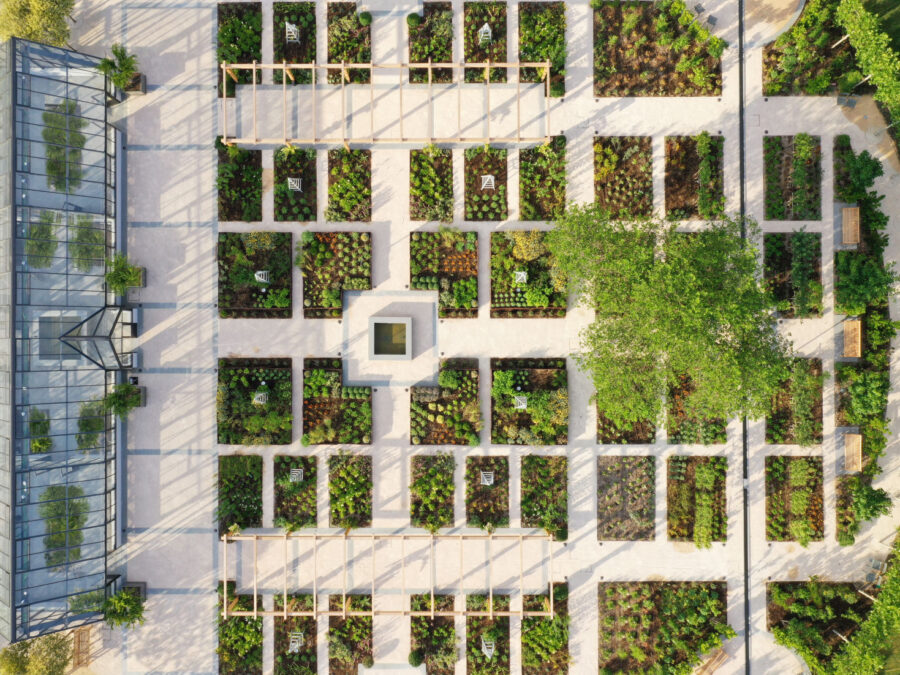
[105,254,143,295]
[103,587,146,630]
[97,43,139,90]
[103,382,143,418]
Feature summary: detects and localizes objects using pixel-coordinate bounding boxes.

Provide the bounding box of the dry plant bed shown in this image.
[763,134,822,221]
[518,2,567,96]
[410,146,453,222]
[329,454,372,528]
[216,138,262,222]
[667,456,727,548]
[664,133,724,219]
[490,231,566,318]
[464,1,508,83]
[594,136,653,218]
[491,358,568,445]
[522,583,569,674]
[521,455,568,540]
[409,2,453,83]
[597,409,655,444]
[274,594,316,675]
[667,376,726,444]
[411,359,481,444]
[274,147,316,221]
[274,2,315,84]
[217,358,293,445]
[765,456,824,546]
[519,136,567,221]
[766,358,824,446]
[466,456,509,529]
[410,594,456,674]
[764,231,823,318]
[218,232,292,318]
[301,358,372,445]
[410,230,479,318]
[328,595,373,674]
[274,455,316,530]
[592,0,724,96]
[410,454,455,531]
[465,146,508,221]
[597,456,655,541]
[297,231,372,318]
[467,595,511,673]
[326,148,371,222]
[217,2,262,97]
[327,2,371,84]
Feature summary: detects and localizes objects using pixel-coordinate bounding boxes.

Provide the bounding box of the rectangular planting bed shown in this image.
[667,376,726,444]
[766,358,824,446]
[409,2,454,83]
[467,595,510,673]
[522,583,569,674]
[667,456,727,548]
[765,456,824,546]
[594,136,653,218]
[664,133,725,219]
[217,455,262,534]
[218,581,263,674]
[490,231,566,318]
[217,2,262,96]
[410,359,481,444]
[410,594,456,674]
[302,358,372,444]
[218,232,292,318]
[274,455,317,530]
[274,594,316,675]
[763,134,822,220]
[410,231,479,318]
[464,1,507,82]
[274,2,315,84]
[597,456,655,541]
[597,407,655,444]
[465,146,508,221]
[764,231,823,318]
[410,453,455,531]
[521,455,568,540]
[217,358,293,445]
[327,2,371,84]
[274,147,316,221]
[328,595,373,674]
[466,456,509,529]
[490,358,568,444]
[326,148,371,221]
[329,454,372,529]
[519,136,567,221]
[216,137,262,221]
[298,231,372,318]
[518,2,567,96]
[410,145,453,222]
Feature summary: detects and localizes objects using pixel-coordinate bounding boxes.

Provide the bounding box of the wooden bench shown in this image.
[843,206,860,246]
[72,626,91,668]
[845,433,863,473]
[844,318,862,358]
[696,648,729,674]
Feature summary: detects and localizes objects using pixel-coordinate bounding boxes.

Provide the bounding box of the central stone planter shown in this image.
[368,316,412,360]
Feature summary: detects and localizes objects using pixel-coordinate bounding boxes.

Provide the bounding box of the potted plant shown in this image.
[102,382,146,418]
[105,254,145,295]
[97,43,145,95]
[102,586,146,630]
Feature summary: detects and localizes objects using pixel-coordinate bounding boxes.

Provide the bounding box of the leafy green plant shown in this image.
[217,454,263,533]
[327,3,371,83]
[329,453,372,528]
[411,454,455,531]
[326,148,371,221]
[410,145,453,222]
[764,135,822,220]
[105,253,143,295]
[39,484,87,568]
[218,231,293,318]
[103,382,143,418]
[490,232,566,318]
[519,2,567,96]
[665,134,724,218]
[274,147,316,221]
[593,136,653,217]
[217,3,262,96]
[218,582,263,674]
[274,594,316,674]
[0,633,72,675]
[25,211,59,269]
[297,231,372,318]
[97,43,139,90]
[301,359,371,443]
[464,2,508,83]
[466,456,509,529]
[274,456,317,531]
[329,595,373,670]
[667,456,727,548]
[490,359,568,444]
[465,146,508,221]
[28,407,53,454]
[410,594,456,674]
[274,3,316,84]
[409,2,453,83]
[835,250,898,315]
[467,595,510,674]
[217,358,293,444]
[217,136,263,221]
[103,587,146,630]
[521,455,567,540]
[410,231,479,318]
[520,136,567,220]
[695,131,725,218]
[42,99,86,192]
[76,400,106,451]
[522,584,569,673]
[69,215,106,272]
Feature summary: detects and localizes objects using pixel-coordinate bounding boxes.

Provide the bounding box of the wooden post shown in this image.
[313,534,318,616]
[485,59,491,145]
[488,531,493,620]
[222,534,228,618]
[341,61,347,149]
[548,533,554,616]
[221,64,229,144]
[312,61,317,144]
[430,533,435,619]
[831,34,850,50]
[252,60,258,143]
[519,534,524,618]
[545,59,552,142]
[283,532,288,619]
[428,58,434,143]
[253,536,258,618]
[371,534,376,619]
[282,61,288,145]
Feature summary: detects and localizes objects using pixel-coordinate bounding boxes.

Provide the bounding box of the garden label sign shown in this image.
[481,471,494,486]
[481,636,495,659]
[285,22,300,44]
[287,631,304,653]
[514,395,527,410]
[254,270,270,284]
[252,391,268,405]
[478,23,492,46]
[290,467,304,482]
[481,175,496,191]
[514,270,527,284]
[287,177,302,192]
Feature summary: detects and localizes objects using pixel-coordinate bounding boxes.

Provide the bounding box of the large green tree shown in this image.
[546,204,790,427]
[0,0,75,47]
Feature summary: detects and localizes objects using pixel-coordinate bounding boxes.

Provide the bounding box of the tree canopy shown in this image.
[0,0,75,47]
[545,204,790,427]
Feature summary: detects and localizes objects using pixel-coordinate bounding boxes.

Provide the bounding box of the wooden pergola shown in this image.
[219,60,554,147]
[221,530,556,620]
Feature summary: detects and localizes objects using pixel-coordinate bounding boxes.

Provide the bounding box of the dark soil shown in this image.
[409,2,453,83]
[666,456,727,542]
[274,149,316,221]
[594,136,653,217]
[327,2,371,84]
[522,584,568,675]
[466,456,509,528]
[597,411,655,444]
[274,594,316,675]
[274,2,315,84]
[597,456,655,541]
[217,232,292,318]
[764,456,824,542]
[465,149,507,221]
[274,456,317,529]
[765,360,823,444]
[217,145,262,221]
[464,1,507,83]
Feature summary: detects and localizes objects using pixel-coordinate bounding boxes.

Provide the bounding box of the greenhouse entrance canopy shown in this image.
[61,306,137,370]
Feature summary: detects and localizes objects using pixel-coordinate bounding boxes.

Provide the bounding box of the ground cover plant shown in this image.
[464,2,507,83]
[519,136,567,221]
[766,358,824,446]
[467,595,510,674]
[598,581,734,673]
[218,232,292,318]
[764,134,822,220]
[217,358,292,445]
[522,583,569,674]
[410,359,481,443]
[216,136,262,221]
[410,145,453,222]
[410,230,479,318]
[408,2,453,83]
[597,456,655,541]
[274,146,316,221]
[410,453,455,531]
[593,136,653,218]
[466,456,509,529]
[329,453,372,529]
[326,149,371,222]
[667,376,727,444]
[521,455,567,540]
[598,406,655,443]
[465,146,508,221]
[409,594,456,673]
[297,231,371,318]
[518,2,567,96]
[764,231,823,318]
[218,581,263,674]
[217,454,262,534]
[490,231,566,318]
[302,358,371,444]
[274,455,317,531]
[592,0,724,96]
[664,132,725,219]
[329,595,373,674]
[217,3,262,97]
[327,2,371,84]
[667,456,727,548]
[274,2,315,84]
[39,484,87,567]
[274,594,316,675]
[765,456,824,546]
[491,358,568,444]
[26,211,59,268]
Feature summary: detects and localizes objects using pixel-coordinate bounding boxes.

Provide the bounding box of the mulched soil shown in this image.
[274,2,315,84]
[594,136,653,217]
[464,1,508,82]
[327,2,371,84]
[665,136,700,217]
[765,361,823,444]
[764,456,824,542]
[465,150,508,221]
[597,411,655,444]
[666,457,726,542]
[466,456,509,528]
[274,595,316,675]
[597,456,655,541]
[409,2,453,83]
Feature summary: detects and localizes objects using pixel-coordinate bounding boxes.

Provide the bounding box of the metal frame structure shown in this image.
[221,531,556,620]
[220,60,554,147]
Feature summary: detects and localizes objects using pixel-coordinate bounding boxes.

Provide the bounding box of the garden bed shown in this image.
[464,2,507,83]
[766,359,824,445]
[410,231,479,318]
[594,136,653,218]
[467,595,510,673]
[297,231,372,318]
[217,358,292,445]
[410,594,456,674]
[327,2,371,84]
[490,232,566,318]
[217,455,262,534]
[522,583,569,674]
[326,148,371,221]
[520,136,567,221]
[765,456,824,546]
[217,3,262,97]
[274,146,316,221]
[274,455,317,530]
[597,410,655,444]
[411,359,481,443]
[409,2,454,84]
[466,456,509,529]
[410,145,453,222]
[274,2,315,84]
[519,2,566,96]
[598,581,732,673]
[521,455,567,540]
[218,581,263,674]
[593,0,724,96]
[329,595,373,674]
[667,456,727,548]
[465,146,508,221]
[329,454,372,529]
[763,134,822,220]
[491,358,568,444]
[302,358,371,444]
[216,137,262,221]
[764,231,823,318]
[274,594,316,675]
[411,454,455,531]
[664,133,725,219]
[218,232,292,318]
[667,376,726,444]
[597,456,655,541]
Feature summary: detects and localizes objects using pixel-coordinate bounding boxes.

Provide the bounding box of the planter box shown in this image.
[137,386,147,408]
[123,581,146,600]
[125,73,147,95]
[130,267,146,289]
